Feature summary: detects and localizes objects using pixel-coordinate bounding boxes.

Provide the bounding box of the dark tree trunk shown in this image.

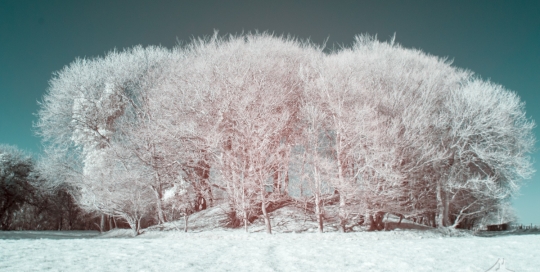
[273,168,280,195]
[398,214,404,226]
[108,215,113,231]
[184,208,189,232]
[369,212,384,231]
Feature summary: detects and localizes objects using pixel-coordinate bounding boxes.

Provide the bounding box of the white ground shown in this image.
[1,230,539,271]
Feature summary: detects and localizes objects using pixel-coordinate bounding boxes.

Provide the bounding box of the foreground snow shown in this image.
[1,230,539,271]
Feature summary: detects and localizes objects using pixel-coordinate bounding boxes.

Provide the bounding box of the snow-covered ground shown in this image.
[0,230,99,240]
[1,229,539,271]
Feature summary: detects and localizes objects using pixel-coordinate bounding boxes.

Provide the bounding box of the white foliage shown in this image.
[35,33,535,232]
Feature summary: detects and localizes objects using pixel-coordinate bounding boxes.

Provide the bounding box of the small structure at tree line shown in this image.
[486,223,509,231]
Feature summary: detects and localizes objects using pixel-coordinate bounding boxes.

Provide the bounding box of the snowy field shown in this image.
[1,230,539,271]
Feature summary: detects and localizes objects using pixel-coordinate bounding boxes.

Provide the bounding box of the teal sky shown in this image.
[1,0,539,225]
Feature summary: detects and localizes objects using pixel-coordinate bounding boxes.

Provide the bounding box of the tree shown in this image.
[0,145,36,230]
[193,34,318,233]
[1,144,88,231]
[77,146,154,235]
[296,102,336,233]
[36,46,179,232]
[337,35,473,230]
[436,79,535,228]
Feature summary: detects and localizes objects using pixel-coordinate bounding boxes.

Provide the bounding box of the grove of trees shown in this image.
[0,144,90,230]
[34,33,535,235]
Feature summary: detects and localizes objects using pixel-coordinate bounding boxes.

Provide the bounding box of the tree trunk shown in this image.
[366,213,375,231]
[136,217,142,235]
[108,215,113,231]
[206,185,214,208]
[152,186,166,224]
[364,211,371,228]
[284,146,291,195]
[126,217,136,236]
[68,214,73,230]
[436,180,449,227]
[368,212,384,231]
[261,192,272,234]
[184,210,189,232]
[313,165,324,233]
[299,152,306,198]
[338,193,347,232]
[243,211,248,233]
[336,136,347,233]
[195,157,213,207]
[283,171,289,196]
[242,183,248,233]
[273,167,280,195]
[315,192,324,233]
[99,213,105,233]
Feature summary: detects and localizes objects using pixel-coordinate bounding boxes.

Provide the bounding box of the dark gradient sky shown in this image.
[1,0,539,224]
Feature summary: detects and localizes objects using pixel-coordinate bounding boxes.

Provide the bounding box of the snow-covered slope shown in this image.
[144,202,435,235]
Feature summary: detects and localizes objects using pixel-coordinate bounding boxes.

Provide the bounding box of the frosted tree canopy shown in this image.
[35,33,535,235]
